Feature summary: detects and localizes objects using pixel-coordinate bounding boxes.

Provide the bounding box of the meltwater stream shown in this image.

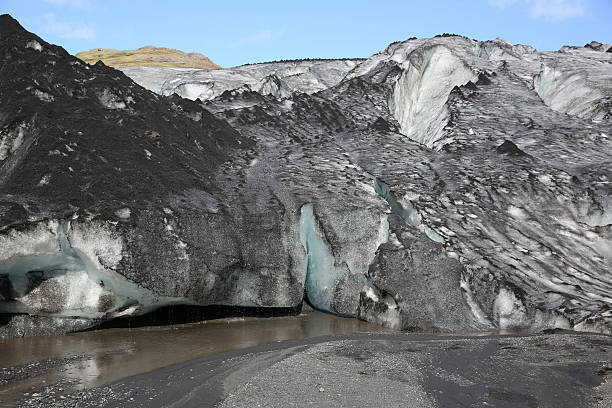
[0,311,389,406]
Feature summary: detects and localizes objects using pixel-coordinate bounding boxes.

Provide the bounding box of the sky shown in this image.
[1,0,611,67]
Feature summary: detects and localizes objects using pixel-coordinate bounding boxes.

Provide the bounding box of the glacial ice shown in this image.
[0,220,60,261]
[258,75,292,99]
[473,38,536,61]
[492,287,529,329]
[97,89,127,110]
[368,174,444,244]
[33,89,54,102]
[0,123,26,161]
[298,204,388,314]
[120,59,362,102]
[25,40,42,51]
[534,64,607,120]
[114,208,131,219]
[389,46,477,147]
[299,203,352,312]
[0,221,185,320]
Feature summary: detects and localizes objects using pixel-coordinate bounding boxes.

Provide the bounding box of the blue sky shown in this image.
[2,0,611,67]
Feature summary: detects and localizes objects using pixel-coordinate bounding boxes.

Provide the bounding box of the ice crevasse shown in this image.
[298,203,390,315]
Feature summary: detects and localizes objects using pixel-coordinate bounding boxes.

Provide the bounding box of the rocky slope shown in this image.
[76,45,220,69]
[0,14,610,337]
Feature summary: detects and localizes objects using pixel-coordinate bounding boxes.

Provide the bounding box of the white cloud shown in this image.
[488,0,587,21]
[42,13,96,40]
[529,0,585,20]
[235,29,283,46]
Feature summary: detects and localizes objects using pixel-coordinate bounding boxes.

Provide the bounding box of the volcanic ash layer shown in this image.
[0,14,611,337]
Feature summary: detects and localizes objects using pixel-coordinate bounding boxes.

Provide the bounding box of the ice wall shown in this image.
[298,204,389,315]
[120,59,362,102]
[299,204,353,312]
[389,46,477,147]
[534,64,609,120]
[0,220,184,321]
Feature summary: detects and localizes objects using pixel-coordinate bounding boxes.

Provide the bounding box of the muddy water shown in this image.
[0,312,388,406]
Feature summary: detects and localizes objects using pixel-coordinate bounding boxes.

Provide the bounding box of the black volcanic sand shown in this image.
[14,331,612,408]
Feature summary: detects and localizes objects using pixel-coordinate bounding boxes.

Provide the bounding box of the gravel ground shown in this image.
[11,331,612,408]
[0,355,89,387]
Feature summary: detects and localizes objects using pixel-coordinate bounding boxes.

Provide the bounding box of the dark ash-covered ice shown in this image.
[0,14,610,337]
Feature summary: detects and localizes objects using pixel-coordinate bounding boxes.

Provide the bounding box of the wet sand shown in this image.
[2,315,612,407]
[0,311,388,406]
[14,330,612,408]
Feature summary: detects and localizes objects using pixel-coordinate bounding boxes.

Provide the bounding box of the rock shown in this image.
[584,41,612,53]
[496,140,528,156]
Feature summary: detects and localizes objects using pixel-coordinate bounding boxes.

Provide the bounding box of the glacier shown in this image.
[120,59,363,102]
[0,15,611,337]
[388,45,477,147]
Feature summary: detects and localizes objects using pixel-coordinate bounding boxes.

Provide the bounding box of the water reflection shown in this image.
[0,312,388,406]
